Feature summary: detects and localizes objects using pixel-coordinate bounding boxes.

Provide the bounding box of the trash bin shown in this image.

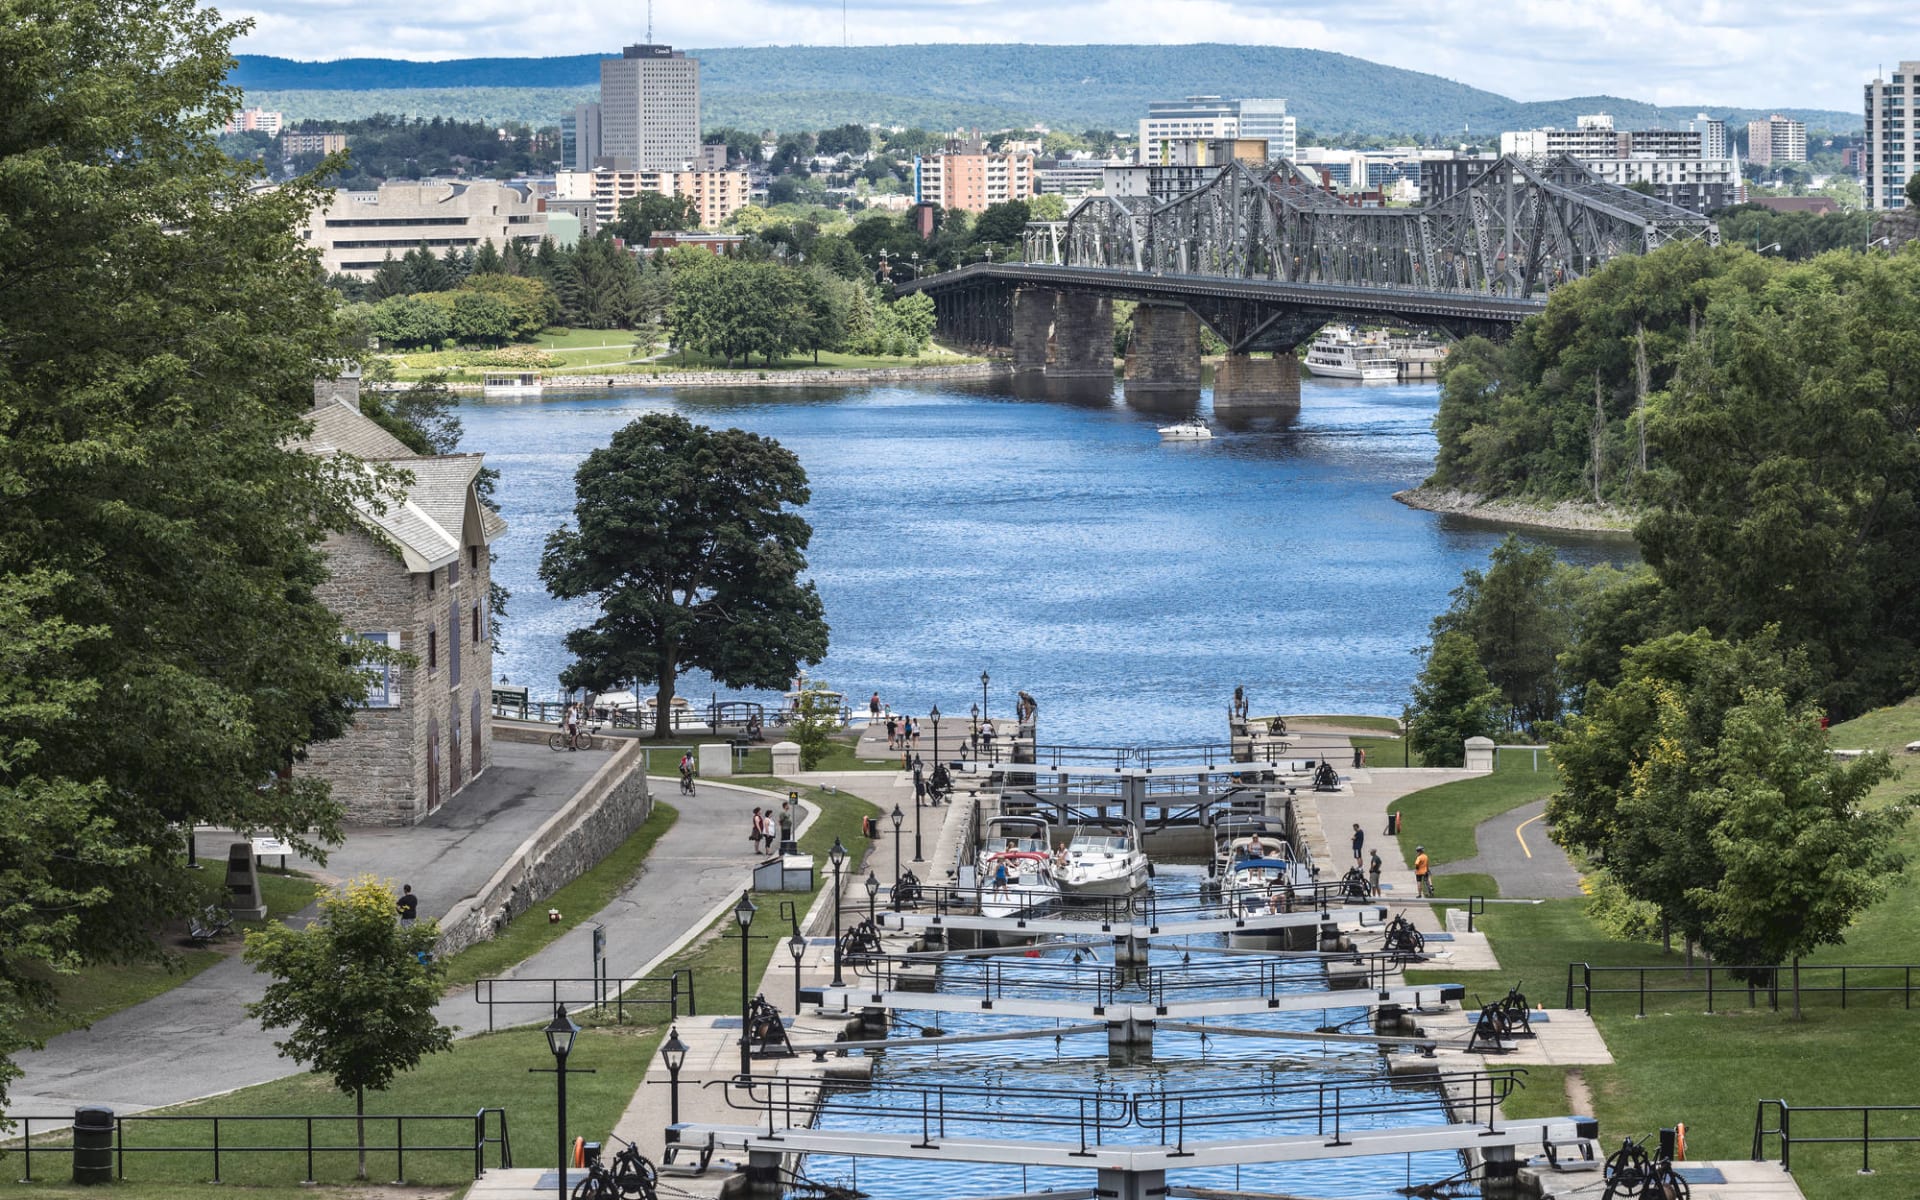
[862,815,879,838]
[72,1106,114,1185]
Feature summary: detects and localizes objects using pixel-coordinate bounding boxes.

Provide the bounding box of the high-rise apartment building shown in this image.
[553,166,752,230]
[1689,114,1728,160]
[1865,64,1917,210]
[1746,114,1807,166]
[1138,96,1296,164]
[223,106,283,136]
[563,102,604,172]
[599,44,700,171]
[912,148,1036,212]
[1501,113,1702,159]
[1500,114,1739,215]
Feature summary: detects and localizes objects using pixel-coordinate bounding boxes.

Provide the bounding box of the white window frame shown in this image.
[354,631,404,708]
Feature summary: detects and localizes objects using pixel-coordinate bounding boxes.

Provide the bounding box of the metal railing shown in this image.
[1753,1099,1920,1175]
[972,741,1359,769]
[1564,962,1920,1015]
[473,969,695,1032]
[848,948,1409,1005]
[722,1068,1525,1153]
[888,878,1380,926]
[8,1109,510,1183]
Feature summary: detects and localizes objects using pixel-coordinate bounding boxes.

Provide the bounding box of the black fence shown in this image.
[472,968,695,1032]
[848,949,1406,1007]
[8,1109,510,1184]
[1753,1099,1920,1175]
[1564,962,1920,1015]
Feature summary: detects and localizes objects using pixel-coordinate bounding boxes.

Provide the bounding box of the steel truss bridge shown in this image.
[906,155,1718,352]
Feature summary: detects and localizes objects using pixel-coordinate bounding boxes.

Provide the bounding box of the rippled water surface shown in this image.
[462,377,1629,742]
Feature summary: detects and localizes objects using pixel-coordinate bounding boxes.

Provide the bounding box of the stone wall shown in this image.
[409,362,1012,394]
[434,737,655,958]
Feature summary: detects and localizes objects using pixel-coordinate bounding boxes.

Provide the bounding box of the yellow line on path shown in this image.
[1515,812,1545,860]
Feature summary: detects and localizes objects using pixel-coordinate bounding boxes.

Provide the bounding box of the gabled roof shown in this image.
[292,397,506,572]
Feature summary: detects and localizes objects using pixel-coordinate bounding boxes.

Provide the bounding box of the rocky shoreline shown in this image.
[1393,485,1637,534]
[420,359,1010,394]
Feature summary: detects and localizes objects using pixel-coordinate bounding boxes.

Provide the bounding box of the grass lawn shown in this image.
[1390,758,1560,869]
[648,348,980,372]
[808,731,900,772]
[1397,695,1920,1198]
[438,802,679,989]
[1352,734,1422,767]
[1288,714,1405,733]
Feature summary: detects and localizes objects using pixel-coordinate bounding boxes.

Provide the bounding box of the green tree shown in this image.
[611,191,701,245]
[459,272,556,340]
[1028,193,1067,222]
[1908,173,1920,208]
[1406,631,1503,767]
[669,257,800,366]
[815,123,872,157]
[367,294,451,348]
[972,199,1030,246]
[1430,536,1569,729]
[0,0,380,1100]
[245,879,454,1177]
[539,414,829,739]
[446,290,514,346]
[1688,690,1907,1017]
[558,235,643,329]
[791,680,840,769]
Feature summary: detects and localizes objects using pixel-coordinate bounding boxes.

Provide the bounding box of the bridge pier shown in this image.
[1107,1016,1156,1065]
[1213,352,1300,409]
[1123,304,1202,399]
[1011,288,1054,377]
[1048,293,1114,379]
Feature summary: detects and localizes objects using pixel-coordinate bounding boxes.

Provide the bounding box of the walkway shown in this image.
[1446,798,1583,899]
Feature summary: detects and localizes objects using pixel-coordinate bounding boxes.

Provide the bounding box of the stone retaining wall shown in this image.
[435,737,653,957]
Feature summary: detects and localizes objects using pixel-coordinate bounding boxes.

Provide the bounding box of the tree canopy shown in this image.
[0,0,377,1116]
[539,414,829,738]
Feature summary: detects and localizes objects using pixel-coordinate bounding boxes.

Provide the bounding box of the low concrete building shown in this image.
[290,376,508,824]
[303,181,548,276]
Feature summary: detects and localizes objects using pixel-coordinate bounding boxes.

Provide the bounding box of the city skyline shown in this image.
[223,0,1896,113]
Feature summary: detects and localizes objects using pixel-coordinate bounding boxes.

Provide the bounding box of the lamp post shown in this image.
[1401,705,1412,768]
[970,702,979,754]
[915,706,936,862]
[733,891,756,1078]
[827,837,847,987]
[980,671,990,722]
[660,1026,687,1125]
[865,870,881,924]
[787,932,807,1016]
[890,805,905,905]
[544,1005,579,1198]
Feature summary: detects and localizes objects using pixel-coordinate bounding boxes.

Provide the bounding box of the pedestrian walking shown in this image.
[1367,849,1383,896]
[870,691,881,720]
[1351,823,1365,866]
[908,716,920,750]
[1413,846,1431,897]
[913,770,927,806]
[778,802,795,854]
[396,884,419,925]
[750,807,765,854]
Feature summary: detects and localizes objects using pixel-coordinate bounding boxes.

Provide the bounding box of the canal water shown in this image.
[800,868,1475,1200]
[461,376,1630,742]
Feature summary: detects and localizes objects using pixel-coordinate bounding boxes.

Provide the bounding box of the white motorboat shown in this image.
[1208,817,1320,947]
[1058,818,1152,897]
[1302,326,1397,382]
[480,371,544,395]
[1158,420,1213,440]
[977,816,1060,920]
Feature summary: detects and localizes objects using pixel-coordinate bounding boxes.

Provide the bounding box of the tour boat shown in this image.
[480,371,544,395]
[1301,326,1397,382]
[977,816,1061,920]
[1057,818,1152,897]
[1158,420,1213,440]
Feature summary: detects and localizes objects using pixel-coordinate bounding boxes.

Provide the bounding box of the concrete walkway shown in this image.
[1448,798,1584,899]
[9,741,612,1116]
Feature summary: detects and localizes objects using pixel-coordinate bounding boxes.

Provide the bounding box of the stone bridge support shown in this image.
[1213,352,1301,409]
[1011,288,1055,377]
[1049,293,1114,378]
[1124,304,1203,396]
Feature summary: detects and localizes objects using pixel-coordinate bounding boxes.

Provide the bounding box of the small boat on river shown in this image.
[1209,816,1320,948]
[1302,326,1396,382]
[1158,420,1213,441]
[977,816,1060,920]
[1058,817,1151,897]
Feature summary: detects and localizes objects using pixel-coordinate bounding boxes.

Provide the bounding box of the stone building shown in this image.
[291,376,507,824]
[302,180,548,277]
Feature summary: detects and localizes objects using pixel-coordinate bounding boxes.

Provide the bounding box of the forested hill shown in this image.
[231,45,1857,135]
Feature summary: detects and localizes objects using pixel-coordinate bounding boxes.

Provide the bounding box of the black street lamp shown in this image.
[660,1026,687,1125]
[787,931,807,1016]
[865,870,881,924]
[544,1004,580,1198]
[827,837,848,987]
[733,891,756,1078]
[890,804,905,905]
[970,702,979,754]
[980,671,990,722]
[915,705,936,862]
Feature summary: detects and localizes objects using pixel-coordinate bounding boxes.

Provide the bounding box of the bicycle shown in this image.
[549,727,595,752]
[679,767,696,796]
[1602,1134,1690,1199]
[572,1133,658,1200]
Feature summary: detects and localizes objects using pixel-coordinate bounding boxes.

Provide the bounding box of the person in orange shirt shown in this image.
[1413,846,1431,897]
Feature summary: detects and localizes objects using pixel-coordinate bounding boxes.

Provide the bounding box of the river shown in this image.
[461,375,1630,744]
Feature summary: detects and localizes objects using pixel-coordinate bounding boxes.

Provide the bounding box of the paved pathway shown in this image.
[1446,798,1584,899]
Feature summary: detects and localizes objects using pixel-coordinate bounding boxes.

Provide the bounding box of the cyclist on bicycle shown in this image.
[678,753,695,794]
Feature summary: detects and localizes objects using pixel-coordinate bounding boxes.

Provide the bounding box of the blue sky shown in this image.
[228,0,1916,112]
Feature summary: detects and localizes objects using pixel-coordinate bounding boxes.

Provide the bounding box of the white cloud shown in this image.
[224,0,1895,112]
